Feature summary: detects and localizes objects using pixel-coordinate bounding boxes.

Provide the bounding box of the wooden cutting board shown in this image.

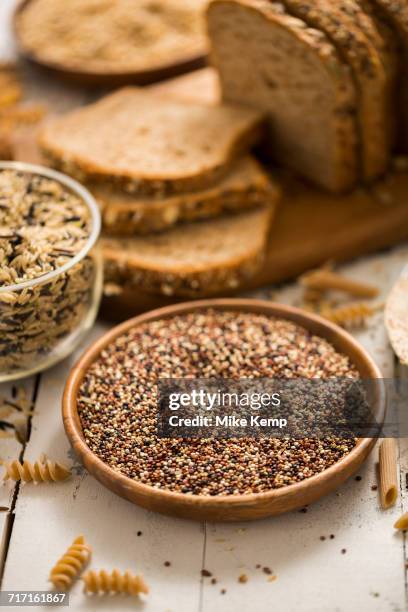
[100,68,408,319]
[13,67,408,320]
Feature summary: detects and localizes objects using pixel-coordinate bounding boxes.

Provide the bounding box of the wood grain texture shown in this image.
[63,299,385,522]
[99,69,408,318]
[2,247,407,610]
[0,379,35,582]
[2,326,205,612]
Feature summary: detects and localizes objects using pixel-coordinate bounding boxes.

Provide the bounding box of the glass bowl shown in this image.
[0,161,102,382]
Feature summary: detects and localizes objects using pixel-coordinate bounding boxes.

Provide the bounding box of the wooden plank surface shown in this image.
[1,327,205,612]
[1,3,408,610]
[0,379,35,583]
[2,247,408,612]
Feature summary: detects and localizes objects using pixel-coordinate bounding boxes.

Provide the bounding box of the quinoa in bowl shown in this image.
[77,309,359,496]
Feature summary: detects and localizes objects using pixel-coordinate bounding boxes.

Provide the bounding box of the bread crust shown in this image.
[369,0,408,151]
[101,206,273,297]
[39,87,265,195]
[208,0,359,192]
[281,0,392,181]
[94,156,280,235]
[370,1,408,38]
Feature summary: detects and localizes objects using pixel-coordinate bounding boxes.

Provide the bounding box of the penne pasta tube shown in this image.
[394,513,408,530]
[379,439,398,509]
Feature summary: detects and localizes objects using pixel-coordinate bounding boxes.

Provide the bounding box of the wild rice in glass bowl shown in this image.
[0,161,102,382]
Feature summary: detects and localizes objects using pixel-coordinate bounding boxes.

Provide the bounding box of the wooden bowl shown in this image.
[13,0,207,87]
[63,298,385,521]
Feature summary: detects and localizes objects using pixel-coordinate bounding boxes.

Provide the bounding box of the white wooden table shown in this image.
[1,3,408,610]
[0,246,407,612]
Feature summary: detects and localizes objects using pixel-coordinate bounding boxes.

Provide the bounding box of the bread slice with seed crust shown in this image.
[281,0,394,181]
[39,87,264,196]
[102,206,273,297]
[339,0,398,151]
[207,0,358,193]
[369,0,408,151]
[369,1,408,46]
[93,156,280,235]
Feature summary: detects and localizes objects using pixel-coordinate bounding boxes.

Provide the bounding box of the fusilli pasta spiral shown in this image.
[49,536,92,590]
[3,456,71,483]
[319,302,381,329]
[83,570,149,596]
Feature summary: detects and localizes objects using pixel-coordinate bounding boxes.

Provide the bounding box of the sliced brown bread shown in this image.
[368,2,408,46]
[369,0,408,151]
[207,0,358,193]
[102,206,273,297]
[356,0,399,141]
[93,156,280,235]
[39,87,264,196]
[281,0,393,181]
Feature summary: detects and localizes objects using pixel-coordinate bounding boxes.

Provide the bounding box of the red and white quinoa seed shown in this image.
[78,310,357,496]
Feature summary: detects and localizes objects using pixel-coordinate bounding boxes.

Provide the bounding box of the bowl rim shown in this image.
[0,161,101,294]
[62,298,386,507]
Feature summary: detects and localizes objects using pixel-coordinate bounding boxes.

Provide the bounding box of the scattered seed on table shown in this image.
[355,476,362,481]
[78,310,358,496]
[263,567,272,575]
[255,564,261,569]
[371,485,378,491]
[330,534,335,539]
[164,561,171,567]
[211,578,217,585]
[341,549,347,554]
[220,589,226,595]
[201,569,212,577]
[268,576,277,583]
[238,574,248,584]
[137,531,142,536]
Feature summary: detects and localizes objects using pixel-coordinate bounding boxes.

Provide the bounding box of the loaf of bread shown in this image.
[39,87,264,196]
[369,0,408,152]
[93,156,279,235]
[207,0,359,193]
[281,0,394,181]
[102,206,273,297]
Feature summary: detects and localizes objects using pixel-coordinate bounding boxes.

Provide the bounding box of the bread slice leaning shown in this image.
[355,0,399,144]
[39,87,264,196]
[93,156,280,235]
[102,206,273,297]
[207,0,359,193]
[281,0,393,181]
[369,0,408,152]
